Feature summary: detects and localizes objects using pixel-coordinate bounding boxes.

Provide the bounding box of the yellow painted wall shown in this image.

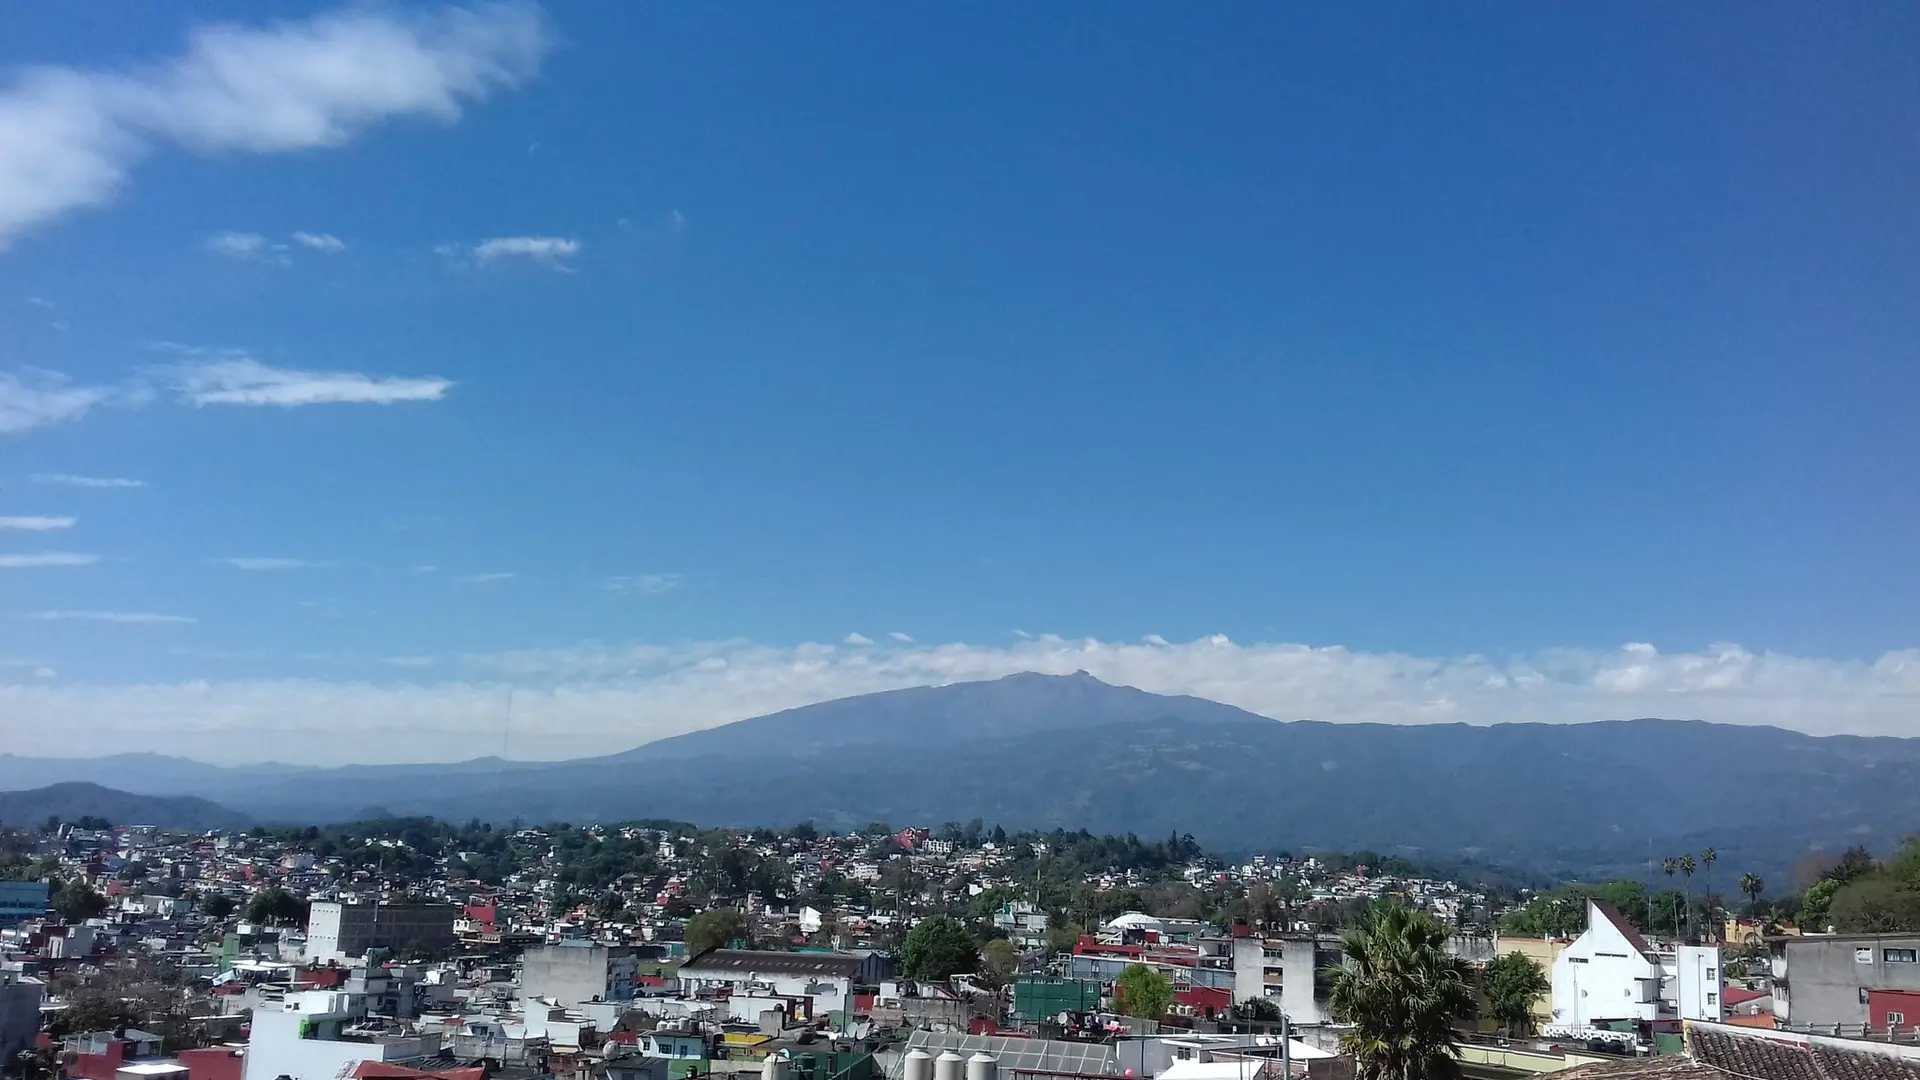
[1494,938,1569,1024]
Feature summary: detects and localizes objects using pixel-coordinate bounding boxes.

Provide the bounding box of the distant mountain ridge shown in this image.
[0,782,252,832]
[8,672,1918,882]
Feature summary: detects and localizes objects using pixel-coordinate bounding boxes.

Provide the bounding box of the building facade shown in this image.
[1229,934,1343,1025]
[1774,934,1920,1028]
[521,943,640,1007]
[304,902,458,962]
[0,881,48,926]
[1549,901,1664,1031]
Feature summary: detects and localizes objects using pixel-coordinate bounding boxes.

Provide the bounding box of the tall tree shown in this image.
[1328,903,1476,1080]
[1739,873,1763,917]
[1115,962,1174,1020]
[899,915,979,980]
[53,880,108,923]
[1661,859,1681,936]
[684,908,746,956]
[1483,952,1550,1037]
[1677,855,1697,937]
[1700,848,1718,939]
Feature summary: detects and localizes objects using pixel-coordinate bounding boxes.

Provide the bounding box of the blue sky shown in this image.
[2,2,1917,762]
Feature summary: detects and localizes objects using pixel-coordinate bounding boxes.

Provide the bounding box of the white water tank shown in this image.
[764,1054,790,1080]
[934,1050,967,1080]
[903,1050,934,1080]
[966,1052,998,1080]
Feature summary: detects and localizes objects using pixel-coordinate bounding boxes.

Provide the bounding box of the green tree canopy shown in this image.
[1237,997,1282,1022]
[685,908,747,956]
[1482,951,1550,1037]
[242,887,305,926]
[200,893,236,919]
[1329,903,1476,1080]
[53,879,108,923]
[899,915,980,980]
[1115,962,1174,1019]
[980,938,1020,988]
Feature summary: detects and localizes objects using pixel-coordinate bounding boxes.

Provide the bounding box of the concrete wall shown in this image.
[1777,935,1920,1027]
[306,903,457,962]
[522,944,636,1007]
[0,976,44,1070]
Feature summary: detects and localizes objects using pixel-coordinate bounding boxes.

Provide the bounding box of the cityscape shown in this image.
[3,3,1917,1080]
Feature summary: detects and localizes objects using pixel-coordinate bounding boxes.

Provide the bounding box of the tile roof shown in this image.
[1561,1024,1920,1080]
[679,949,866,979]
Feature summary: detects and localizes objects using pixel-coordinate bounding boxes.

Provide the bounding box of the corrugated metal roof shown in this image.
[887,1032,1116,1080]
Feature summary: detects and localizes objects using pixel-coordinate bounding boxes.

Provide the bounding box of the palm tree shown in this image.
[1328,902,1477,1080]
[1739,873,1764,916]
[1701,848,1718,940]
[1662,858,1681,936]
[1677,855,1697,939]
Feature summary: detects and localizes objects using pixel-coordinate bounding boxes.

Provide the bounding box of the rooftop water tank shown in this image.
[934,1050,967,1080]
[903,1050,934,1080]
[966,1052,998,1080]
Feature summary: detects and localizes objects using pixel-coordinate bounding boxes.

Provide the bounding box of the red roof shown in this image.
[352,1065,485,1080]
[1590,900,1654,958]
[1721,987,1768,1007]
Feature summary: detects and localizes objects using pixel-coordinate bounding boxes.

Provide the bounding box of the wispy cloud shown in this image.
[458,571,515,584]
[442,235,580,268]
[383,655,438,668]
[2,636,1913,765]
[888,631,915,644]
[30,610,194,625]
[204,231,286,263]
[0,515,75,531]
[0,370,120,434]
[604,573,682,595]
[30,473,144,489]
[0,552,96,568]
[844,633,874,646]
[168,355,451,407]
[291,231,346,253]
[0,2,551,247]
[209,556,328,571]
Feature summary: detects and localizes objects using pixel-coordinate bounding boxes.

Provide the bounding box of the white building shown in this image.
[1548,900,1723,1033]
[993,901,1049,950]
[676,950,885,1023]
[241,991,440,1080]
[1551,901,1664,1030]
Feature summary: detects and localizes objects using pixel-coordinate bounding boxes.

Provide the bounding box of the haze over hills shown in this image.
[0,782,252,833]
[7,672,1918,883]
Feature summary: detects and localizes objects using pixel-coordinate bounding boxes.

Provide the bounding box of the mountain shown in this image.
[12,672,1920,883]
[0,782,253,832]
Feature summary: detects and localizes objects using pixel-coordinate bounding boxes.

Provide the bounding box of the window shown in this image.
[1706,992,1717,1005]
[1890,1012,1906,1028]
[1857,947,1874,964]
[1885,948,1918,964]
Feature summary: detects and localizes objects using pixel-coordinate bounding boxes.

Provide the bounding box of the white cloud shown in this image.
[604,573,682,595]
[291,231,346,253]
[0,515,75,531]
[30,610,194,625]
[888,631,915,644]
[31,473,145,489]
[844,633,873,646]
[169,356,451,406]
[458,571,515,584]
[205,230,281,262]
[450,235,579,268]
[0,552,96,568]
[0,2,550,247]
[0,370,117,434]
[0,636,1914,765]
[209,556,326,570]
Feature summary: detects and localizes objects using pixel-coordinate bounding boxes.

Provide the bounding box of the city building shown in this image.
[520,942,641,1007]
[304,902,458,962]
[0,881,49,926]
[1772,933,1920,1029]
[991,901,1049,950]
[1549,901,1665,1031]
[0,973,44,1071]
[1230,933,1345,1025]
[677,949,885,1023]
[241,990,442,1080]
